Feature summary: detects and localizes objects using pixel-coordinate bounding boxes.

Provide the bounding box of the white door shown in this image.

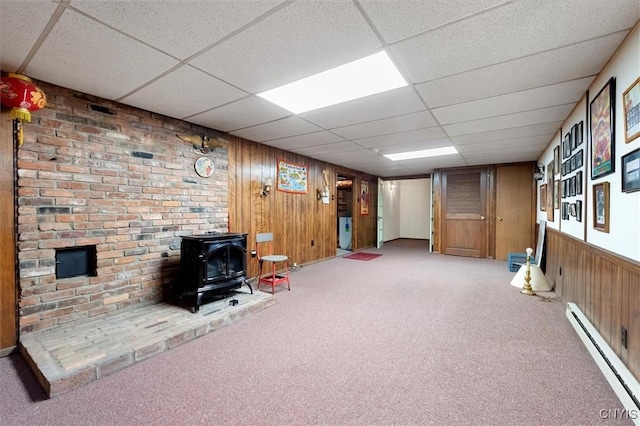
[377,178,384,249]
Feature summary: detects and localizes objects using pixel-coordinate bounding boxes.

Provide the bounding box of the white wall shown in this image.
[383,178,431,241]
[536,22,640,261]
[383,180,400,241]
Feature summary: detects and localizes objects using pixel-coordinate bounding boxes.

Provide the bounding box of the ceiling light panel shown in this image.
[257,51,407,114]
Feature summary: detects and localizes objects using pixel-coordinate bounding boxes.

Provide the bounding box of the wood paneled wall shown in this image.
[0,110,17,353]
[546,228,640,378]
[227,136,378,279]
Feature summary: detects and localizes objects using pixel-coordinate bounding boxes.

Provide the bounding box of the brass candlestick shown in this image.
[521,247,536,296]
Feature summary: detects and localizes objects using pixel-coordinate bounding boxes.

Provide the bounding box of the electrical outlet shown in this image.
[311,240,315,246]
[622,326,628,349]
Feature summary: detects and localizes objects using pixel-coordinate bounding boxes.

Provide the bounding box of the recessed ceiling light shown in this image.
[257,51,407,114]
[384,146,458,161]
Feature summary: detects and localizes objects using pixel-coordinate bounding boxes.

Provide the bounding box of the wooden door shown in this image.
[495,164,534,260]
[442,168,488,257]
[0,110,17,355]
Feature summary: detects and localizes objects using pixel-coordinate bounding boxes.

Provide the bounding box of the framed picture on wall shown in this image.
[539,184,547,211]
[554,145,560,172]
[554,180,560,209]
[590,77,616,179]
[360,180,369,215]
[576,121,584,146]
[546,161,554,221]
[623,77,640,143]
[592,182,610,233]
[621,147,640,193]
[576,200,582,222]
[576,171,583,195]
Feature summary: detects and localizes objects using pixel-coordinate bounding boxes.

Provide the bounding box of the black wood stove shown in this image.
[179,232,252,312]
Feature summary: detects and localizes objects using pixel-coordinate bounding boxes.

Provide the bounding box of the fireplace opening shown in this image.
[55,245,97,279]
[179,233,252,312]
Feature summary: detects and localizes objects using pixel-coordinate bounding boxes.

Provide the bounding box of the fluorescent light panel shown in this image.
[257,51,407,114]
[384,146,458,161]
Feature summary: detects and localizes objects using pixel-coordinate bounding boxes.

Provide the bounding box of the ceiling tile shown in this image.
[332,110,438,140]
[451,122,563,145]
[432,77,592,125]
[290,141,364,157]
[0,1,59,72]
[354,127,447,149]
[24,9,179,100]
[444,104,574,136]
[120,65,247,119]
[230,116,322,142]
[300,87,426,129]
[186,96,291,132]
[189,1,381,93]
[455,135,551,153]
[361,0,509,43]
[264,131,346,151]
[391,0,639,82]
[69,0,285,60]
[416,32,626,108]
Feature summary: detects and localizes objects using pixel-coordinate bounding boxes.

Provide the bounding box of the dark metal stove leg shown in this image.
[244,279,253,294]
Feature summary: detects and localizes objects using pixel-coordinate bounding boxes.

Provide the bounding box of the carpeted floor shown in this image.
[0,239,630,425]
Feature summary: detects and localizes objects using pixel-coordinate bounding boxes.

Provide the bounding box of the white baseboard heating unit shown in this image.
[566,303,640,424]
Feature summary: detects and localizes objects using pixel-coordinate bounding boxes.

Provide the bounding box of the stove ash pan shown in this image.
[179,233,252,312]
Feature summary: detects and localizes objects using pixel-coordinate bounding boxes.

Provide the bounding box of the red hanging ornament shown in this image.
[0,73,47,146]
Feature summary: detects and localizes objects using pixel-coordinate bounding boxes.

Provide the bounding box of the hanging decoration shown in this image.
[0,73,47,146]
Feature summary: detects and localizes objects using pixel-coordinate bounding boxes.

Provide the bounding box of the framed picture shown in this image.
[570,155,576,172]
[554,145,560,172]
[276,158,309,194]
[576,121,584,146]
[563,133,571,159]
[576,171,583,195]
[554,180,560,209]
[562,179,567,199]
[570,124,577,150]
[569,203,577,217]
[576,200,582,222]
[592,182,610,233]
[623,77,640,143]
[360,180,369,215]
[621,148,640,193]
[590,77,616,179]
[562,202,569,220]
[570,176,576,196]
[546,161,554,221]
[539,184,547,211]
[575,150,583,168]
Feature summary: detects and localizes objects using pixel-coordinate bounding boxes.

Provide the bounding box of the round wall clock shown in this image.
[194,156,214,178]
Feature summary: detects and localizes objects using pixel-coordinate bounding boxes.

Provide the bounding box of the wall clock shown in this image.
[194,156,214,178]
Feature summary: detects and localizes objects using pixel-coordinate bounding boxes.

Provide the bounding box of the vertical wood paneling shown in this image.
[228,137,376,279]
[0,110,17,351]
[628,271,640,378]
[546,228,640,382]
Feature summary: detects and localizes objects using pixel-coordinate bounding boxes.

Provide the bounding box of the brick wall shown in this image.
[17,82,229,334]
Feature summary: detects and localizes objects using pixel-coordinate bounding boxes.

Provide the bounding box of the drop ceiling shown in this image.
[1,0,638,178]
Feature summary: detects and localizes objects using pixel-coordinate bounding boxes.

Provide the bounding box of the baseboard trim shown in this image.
[566,303,639,424]
[0,345,17,358]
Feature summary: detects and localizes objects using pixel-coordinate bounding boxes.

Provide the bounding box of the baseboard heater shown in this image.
[566,303,640,424]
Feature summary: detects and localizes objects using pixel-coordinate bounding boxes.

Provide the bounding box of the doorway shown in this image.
[336,174,354,256]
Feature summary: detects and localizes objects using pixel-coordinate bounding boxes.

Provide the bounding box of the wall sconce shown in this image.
[261,178,273,197]
[390,181,396,190]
